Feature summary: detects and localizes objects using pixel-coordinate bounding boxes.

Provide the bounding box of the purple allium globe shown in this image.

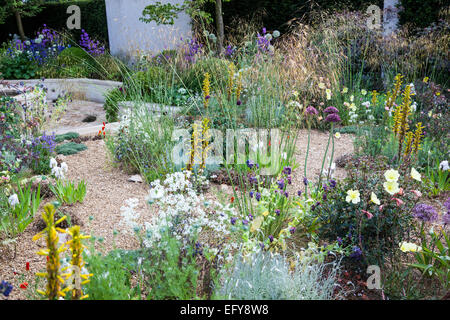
[325,113,341,123]
[412,203,438,222]
[305,106,318,115]
[323,106,339,114]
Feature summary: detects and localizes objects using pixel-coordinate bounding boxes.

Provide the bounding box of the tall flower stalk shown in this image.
[304,106,318,198]
[33,203,67,300]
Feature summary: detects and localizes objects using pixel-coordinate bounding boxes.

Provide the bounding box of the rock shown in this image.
[128,174,143,183]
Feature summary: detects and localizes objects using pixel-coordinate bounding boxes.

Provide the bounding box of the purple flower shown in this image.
[255,192,261,201]
[284,191,289,198]
[444,197,450,214]
[329,179,337,188]
[323,106,339,114]
[225,45,235,57]
[325,113,341,123]
[275,209,280,216]
[287,175,292,184]
[277,179,285,190]
[242,219,249,225]
[268,235,274,242]
[248,213,254,221]
[289,227,296,234]
[249,191,254,198]
[350,246,362,259]
[236,100,242,106]
[305,106,318,115]
[248,175,257,185]
[297,190,302,196]
[246,159,256,169]
[443,213,450,225]
[412,204,438,222]
[0,280,13,297]
[230,217,237,225]
[303,177,308,185]
[282,166,292,175]
[337,237,343,246]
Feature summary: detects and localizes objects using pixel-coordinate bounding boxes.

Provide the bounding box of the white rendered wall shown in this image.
[105,0,192,58]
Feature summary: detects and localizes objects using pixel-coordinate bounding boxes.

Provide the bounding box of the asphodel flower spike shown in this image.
[64,225,92,300]
[33,203,67,300]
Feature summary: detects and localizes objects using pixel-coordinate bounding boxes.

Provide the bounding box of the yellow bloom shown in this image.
[399,241,422,253]
[335,132,341,139]
[436,92,441,96]
[383,181,400,195]
[350,95,354,102]
[423,77,429,83]
[262,210,269,217]
[342,87,348,94]
[410,168,421,182]
[326,89,332,100]
[345,189,360,204]
[318,82,326,89]
[361,89,367,96]
[293,90,299,97]
[384,169,400,182]
[350,103,356,111]
[370,192,380,205]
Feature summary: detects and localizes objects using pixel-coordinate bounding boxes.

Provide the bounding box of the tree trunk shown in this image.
[14,10,26,41]
[215,0,224,55]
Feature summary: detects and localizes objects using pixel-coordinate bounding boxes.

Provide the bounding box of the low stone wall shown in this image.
[3,78,122,103]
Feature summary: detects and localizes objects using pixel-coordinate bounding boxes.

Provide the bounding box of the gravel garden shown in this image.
[0,1,449,301]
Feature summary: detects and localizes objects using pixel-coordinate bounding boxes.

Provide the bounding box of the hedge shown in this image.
[0,0,108,46]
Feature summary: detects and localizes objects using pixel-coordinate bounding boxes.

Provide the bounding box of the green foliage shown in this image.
[0,0,43,24]
[398,0,448,31]
[142,231,200,300]
[0,183,41,252]
[54,132,80,143]
[0,50,39,79]
[410,226,449,291]
[55,142,87,156]
[49,180,87,205]
[84,248,137,300]
[140,1,184,25]
[181,57,229,92]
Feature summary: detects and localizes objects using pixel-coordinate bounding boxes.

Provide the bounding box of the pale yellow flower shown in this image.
[342,87,348,94]
[370,192,380,205]
[384,181,400,195]
[318,82,326,89]
[423,77,429,83]
[326,89,332,100]
[361,89,367,96]
[345,189,360,204]
[350,95,354,102]
[335,132,341,139]
[399,241,422,253]
[384,169,400,182]
[410,168,421,182]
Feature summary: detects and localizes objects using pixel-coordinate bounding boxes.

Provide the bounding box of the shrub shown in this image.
[181,57,229,93]
[217,250,340,300]
[55,142,87,156]
[54,132,80,143]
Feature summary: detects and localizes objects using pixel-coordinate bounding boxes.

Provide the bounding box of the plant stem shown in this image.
[304,122,311,199]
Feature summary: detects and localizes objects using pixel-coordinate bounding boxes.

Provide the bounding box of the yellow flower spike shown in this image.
[81,294,89,300]
[202,72,211,109]
[33,203,67,300]
[36,272,47,277]
[412,122,424,155]
[227,62,236,100]
[37,290,46,296]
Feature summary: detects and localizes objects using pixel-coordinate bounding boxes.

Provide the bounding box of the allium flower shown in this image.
[410,168,421,182]
[325,113,341,123]
[383,181,400,195]
[399,241,422,253]
[272,30,280,38]
[324,106,339,114]
[345,189,360,204]
[384,169,400,182]
[412,204,438,222]
[305,106,318,115]
[8,194,19,207]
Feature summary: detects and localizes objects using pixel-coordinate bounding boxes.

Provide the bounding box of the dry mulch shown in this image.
[0,129,354,300]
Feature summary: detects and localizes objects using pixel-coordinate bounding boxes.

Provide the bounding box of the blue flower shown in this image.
[282,166,292,175]
[0,280,13,297]
[277,179,285,189]
[275,209,280,216]
[268,235,274,242]
[230,217,237,225]
[255,192,261,201]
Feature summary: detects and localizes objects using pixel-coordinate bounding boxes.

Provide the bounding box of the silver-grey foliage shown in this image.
[217,251,341,300]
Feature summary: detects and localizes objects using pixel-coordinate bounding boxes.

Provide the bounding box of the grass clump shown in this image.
[55,142,87,156]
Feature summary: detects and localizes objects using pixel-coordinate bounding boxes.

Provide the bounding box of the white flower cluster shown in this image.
[50,157,68,180]
[120,171,238,262]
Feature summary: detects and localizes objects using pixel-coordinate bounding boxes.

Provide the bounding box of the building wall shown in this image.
[105,0,192,59]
